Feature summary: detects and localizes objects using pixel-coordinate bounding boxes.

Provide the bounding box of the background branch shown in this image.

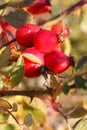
[40,0,87,27]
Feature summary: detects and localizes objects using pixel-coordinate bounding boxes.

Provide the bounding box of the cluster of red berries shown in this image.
[0,17,73,79]
[15,23,73,78]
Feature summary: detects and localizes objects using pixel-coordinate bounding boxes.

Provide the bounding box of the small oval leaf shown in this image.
[75,76,86,89]
[22,53,42,64]
[0,98,12,109]
[24,113,34,127]
[13,103,18,112]
[62,83,70,94]
[76,55,87,70]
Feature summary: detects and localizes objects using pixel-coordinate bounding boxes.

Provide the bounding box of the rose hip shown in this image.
[44,50,73,74]
[33,29,61,54]
[16,24,40,47]
[51,23,70,38]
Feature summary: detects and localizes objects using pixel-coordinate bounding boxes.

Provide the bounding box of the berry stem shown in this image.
[0,38,16,49]
[40,0,87,27]
[52,81,64,102]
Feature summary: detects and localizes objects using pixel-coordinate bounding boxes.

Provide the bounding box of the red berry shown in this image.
[44,50,72,74]
[33,29,60,54]
[63,26,70,38]
[16,24,40,47]
[51,23,70,38]
[27,0,52,15]
[22,48,44,78]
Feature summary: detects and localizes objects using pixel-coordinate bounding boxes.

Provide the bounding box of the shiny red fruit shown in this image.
[51,23,70,38]
[33,29,60,54]
[22,48,44,78]
[27,0,52,15]
[16,24,40,47]
[44,50,72,74]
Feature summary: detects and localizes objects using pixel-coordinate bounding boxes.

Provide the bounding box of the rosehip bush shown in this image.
[0,0,87,130]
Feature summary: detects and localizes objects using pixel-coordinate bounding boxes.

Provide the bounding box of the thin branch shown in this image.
[0,89,53,97]
[40,0,87,27]
[0,38,16,49]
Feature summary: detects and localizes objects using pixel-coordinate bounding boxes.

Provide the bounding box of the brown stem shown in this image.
[0,38,16,49]
[0,89,53,97]
[52,81,64,102]
[40,0,87,27]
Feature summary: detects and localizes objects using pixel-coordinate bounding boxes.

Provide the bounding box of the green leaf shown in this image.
[75,76,86,89]
[0,124,19,130]
[0,113,9,122]
[0,47,11,67]
[1,62,15,75]
[74,118,87,130]
[10,55,24,86]
[24,113,34,127]
[62,83,70,94]
[4,9,29,28]
[76,55,87,70]
[28,106,46,125]
[32,108,46,125]
[68,103,87,118]
[13,103,18,112]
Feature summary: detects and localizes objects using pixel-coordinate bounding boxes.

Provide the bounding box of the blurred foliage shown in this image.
[0,0,87,130]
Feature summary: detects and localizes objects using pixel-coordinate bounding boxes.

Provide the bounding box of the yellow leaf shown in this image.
[22,53,42,64]
[0,98,12,109]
